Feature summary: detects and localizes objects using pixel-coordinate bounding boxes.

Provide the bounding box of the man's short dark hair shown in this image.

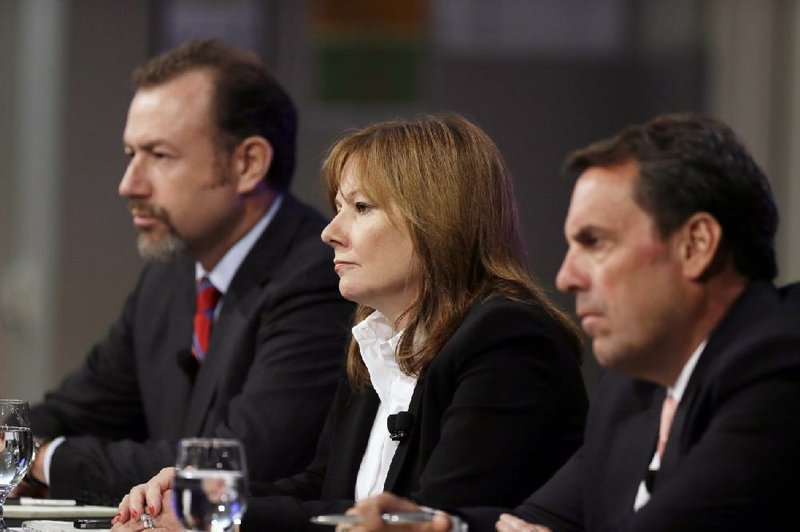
[565,112,779,281]
[133,39,297,190]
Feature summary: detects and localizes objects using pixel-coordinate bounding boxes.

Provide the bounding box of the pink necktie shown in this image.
[192,277,221,362]
[656,394,678,458]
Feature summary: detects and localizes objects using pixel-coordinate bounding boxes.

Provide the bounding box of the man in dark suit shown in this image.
[18,39,353,504]
[347,113,800,531]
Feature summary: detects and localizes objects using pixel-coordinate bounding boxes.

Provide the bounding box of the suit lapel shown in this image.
[602,384,663,525]
[383,376,425,491]
[181,196,306,435]
[659,355,709,477]
[659,282,774,478]
[327,389,380,497]
[150,259,196,440]
[659,392,689,476]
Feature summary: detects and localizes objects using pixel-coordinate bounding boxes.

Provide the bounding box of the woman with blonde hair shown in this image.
[113,114,587,531]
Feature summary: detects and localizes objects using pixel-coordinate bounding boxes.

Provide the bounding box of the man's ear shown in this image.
[232,136,273,194]
[678,212,723,280]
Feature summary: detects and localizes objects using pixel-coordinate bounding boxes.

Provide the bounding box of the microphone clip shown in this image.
[387,411,414,442]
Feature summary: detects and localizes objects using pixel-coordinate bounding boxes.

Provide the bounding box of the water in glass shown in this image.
[0,400,33,531]
[173,438,247,531]
[173,468,246,531]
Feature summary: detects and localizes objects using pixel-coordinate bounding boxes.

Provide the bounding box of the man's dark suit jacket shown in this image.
[780,281,800,313]
[242,297,589,530]
[30,195,354,504]
[461,281,800,531]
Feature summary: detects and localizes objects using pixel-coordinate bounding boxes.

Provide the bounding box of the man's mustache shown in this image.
[128,200,168,221]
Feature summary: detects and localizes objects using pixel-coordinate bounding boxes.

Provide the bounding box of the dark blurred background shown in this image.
[1,0,798,401]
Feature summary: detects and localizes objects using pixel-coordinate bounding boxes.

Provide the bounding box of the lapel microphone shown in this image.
[387,411,414,442]
[177,347,199,382]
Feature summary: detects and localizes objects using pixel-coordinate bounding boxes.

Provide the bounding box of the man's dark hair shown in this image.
[565,112,779,281]
[133,39,297,190]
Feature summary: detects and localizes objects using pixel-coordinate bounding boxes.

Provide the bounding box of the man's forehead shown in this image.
[138,68,215,97]
[565,162,646,232]
[571,163,638,207]
[125,72,215,141]
[132,71,214,116]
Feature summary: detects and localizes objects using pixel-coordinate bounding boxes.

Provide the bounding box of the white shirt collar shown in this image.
[352,310,407,403]
[668,339,707,402]
[195,194,283,293]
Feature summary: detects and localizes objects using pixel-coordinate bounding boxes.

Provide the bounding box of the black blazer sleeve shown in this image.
[779,281,800,313]
[457,447,586,532]
[30,290,144,439]
[244,373,374,527]
[401,298,587,508]
[30,265,175,503]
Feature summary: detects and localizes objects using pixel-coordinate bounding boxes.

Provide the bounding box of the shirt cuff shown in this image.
[42,436,66,486]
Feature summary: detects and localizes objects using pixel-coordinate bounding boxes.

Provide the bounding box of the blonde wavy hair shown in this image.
[323,114,581,389]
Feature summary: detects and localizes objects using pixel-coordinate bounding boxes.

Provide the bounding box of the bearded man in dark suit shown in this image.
[19,39,353,504]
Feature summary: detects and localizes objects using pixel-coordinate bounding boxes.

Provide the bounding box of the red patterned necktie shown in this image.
[192,277,222,362]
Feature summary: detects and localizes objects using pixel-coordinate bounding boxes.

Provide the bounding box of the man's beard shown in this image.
[129,200,187,262]
[137,230,187,262]
[129,160,234,262]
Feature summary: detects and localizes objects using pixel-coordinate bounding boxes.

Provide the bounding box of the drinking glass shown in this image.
[0,399,33,531]
[172,438,247,532]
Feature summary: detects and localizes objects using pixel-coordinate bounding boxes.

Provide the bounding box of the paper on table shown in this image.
[5,504,117,519]
[20,521,110,532]
[21,521,110,532]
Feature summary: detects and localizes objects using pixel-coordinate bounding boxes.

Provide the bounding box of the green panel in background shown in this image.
[315,37,422,102]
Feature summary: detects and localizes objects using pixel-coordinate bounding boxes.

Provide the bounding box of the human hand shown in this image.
[111,489,181,531]
[10,440,50,498]
[114,467,176,525]
[334,492,452,532]
[495,513,551,532]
